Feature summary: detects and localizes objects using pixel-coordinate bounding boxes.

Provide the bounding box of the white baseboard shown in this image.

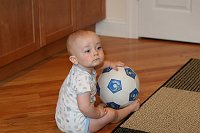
[96,0,139,39]
[96,19,129,38]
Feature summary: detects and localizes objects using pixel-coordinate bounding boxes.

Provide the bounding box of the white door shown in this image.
[139,0,200,43]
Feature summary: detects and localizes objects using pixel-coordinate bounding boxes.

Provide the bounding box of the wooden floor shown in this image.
[0,36,200,133]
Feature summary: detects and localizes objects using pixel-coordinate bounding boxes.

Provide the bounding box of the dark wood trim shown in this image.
[0,37,67,81]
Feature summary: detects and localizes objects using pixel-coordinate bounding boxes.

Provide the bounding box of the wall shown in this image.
[96,0,139,38]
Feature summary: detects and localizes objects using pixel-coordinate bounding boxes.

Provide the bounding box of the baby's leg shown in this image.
[112,99,140,123]
[89,99,140,132]
[89,108,117,132]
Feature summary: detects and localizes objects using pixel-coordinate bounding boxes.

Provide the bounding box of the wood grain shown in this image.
[0,36,200,133]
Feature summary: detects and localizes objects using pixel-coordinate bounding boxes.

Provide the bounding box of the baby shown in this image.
[55,30,140,133]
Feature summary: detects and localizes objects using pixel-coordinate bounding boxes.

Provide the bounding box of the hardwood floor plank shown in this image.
[0,37,200,133]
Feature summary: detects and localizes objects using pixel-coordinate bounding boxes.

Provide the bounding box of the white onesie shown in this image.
[55,64,96,133]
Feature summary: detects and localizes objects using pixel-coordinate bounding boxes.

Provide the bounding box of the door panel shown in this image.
[139,0,200,43]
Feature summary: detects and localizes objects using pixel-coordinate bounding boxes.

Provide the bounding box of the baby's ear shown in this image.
[69,56,78,65]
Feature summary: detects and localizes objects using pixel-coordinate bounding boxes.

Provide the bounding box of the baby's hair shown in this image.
[66,30,95,55]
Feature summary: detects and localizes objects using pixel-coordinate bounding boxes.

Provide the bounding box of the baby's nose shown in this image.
[93,50,98,55]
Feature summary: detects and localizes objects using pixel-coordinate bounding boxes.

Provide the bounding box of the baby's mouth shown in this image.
[93,58,101,62]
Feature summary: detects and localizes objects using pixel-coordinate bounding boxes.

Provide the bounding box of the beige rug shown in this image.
[113,58,200,133]
[120,87,200,133]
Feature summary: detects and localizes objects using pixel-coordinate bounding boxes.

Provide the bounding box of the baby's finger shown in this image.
[117,61,125,67]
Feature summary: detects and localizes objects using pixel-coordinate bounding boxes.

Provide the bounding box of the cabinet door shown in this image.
[76,0,105,30]
[0,0,40,67]
[39,0,75,46]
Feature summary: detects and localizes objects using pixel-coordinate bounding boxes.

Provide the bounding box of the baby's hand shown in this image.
[98,103,107,108]
[98,105,107,118]
[109,61,125,70]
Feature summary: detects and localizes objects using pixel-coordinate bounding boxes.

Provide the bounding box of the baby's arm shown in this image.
[77,92,107,119]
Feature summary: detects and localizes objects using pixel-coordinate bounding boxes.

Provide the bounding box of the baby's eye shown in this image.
[84,49,90,53]
[97,46,102,50]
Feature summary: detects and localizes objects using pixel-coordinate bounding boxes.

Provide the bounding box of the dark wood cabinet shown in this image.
[0,0,40,67]
[39,0,75,46]
[76,0,105,29]
[0,0,105,80]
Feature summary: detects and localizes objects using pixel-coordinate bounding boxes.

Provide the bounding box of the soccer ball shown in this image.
[97,66,139,109]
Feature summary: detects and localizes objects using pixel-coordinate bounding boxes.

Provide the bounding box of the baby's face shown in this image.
[72,33,104,70]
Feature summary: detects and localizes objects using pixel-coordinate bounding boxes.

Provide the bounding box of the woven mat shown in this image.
[113,58,200,133]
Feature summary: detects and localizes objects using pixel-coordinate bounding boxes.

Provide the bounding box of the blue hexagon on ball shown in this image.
[107,102,120,109]
[102,67,113,73]
[96,83,100,96]
[129,88,139,101]
[107,79,122,94]
[125,68,136,79]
